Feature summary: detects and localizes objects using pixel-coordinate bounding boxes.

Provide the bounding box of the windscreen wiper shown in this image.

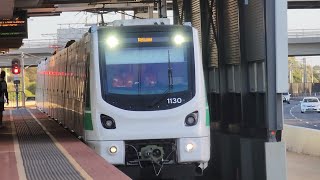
[148,51,173,108]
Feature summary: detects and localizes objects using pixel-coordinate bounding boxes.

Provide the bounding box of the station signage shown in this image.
[0,11,28,38]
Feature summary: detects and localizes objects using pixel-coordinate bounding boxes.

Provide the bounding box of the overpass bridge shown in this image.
[289,29,320,56]
[3,28,319,67]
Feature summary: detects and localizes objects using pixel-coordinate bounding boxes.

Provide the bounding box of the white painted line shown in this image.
[315,125,318,127]
[299,120,302,122]
[10,110,27,180]
[306,122,309,124]
[27,109,93,180]
[289,104,300,120]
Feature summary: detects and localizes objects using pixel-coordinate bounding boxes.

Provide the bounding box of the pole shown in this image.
[15,84,18,109]
[161,0,167,18]
[21,52,25,107]
[289,68,292,83]
[158,0,167,18]
[121,11,125,20]
[303,58,307,96]
[158,0,162,18]
[311,64,314,83]
[173,0,179,24]
[148,5,153,19]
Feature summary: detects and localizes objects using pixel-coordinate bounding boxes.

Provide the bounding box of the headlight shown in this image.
[173,34,185,45]
[105,119,114,127]
[106,36,119,48]
[186,116,196,126]
[109,146,118,154]
[101,114,116,129]
[185,111,198,126]
[185,143,194,152]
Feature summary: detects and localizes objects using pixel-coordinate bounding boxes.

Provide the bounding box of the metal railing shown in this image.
[21,39,60,49]
[288,29,320,38]
[4,91,35,108]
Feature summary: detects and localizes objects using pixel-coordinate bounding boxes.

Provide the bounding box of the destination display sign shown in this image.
[0,11,28,38]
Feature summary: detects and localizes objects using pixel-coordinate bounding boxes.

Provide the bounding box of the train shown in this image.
[36,18,210,179]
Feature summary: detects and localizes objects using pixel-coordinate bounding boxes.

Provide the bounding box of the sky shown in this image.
[26,9,320,64]
[287,9,320,65]
[27,12,122,39]
[287,9,320,29]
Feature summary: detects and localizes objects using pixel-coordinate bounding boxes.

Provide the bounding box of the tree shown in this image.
[25,67,37,82]
[27,82,36,95]
[313,65,320,83]
[288,57,302,83]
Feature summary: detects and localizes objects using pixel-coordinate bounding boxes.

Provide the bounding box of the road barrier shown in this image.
[283,124,320,157]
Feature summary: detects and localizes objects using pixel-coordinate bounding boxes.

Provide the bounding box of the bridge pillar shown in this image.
[175,0,288,179]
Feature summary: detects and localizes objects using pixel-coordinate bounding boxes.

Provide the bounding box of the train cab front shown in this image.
[87,24,210,179]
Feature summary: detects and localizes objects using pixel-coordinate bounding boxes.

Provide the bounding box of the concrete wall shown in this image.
[283,125,320,156]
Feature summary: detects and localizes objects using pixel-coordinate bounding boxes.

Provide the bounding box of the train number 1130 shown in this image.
[167,98,182,104]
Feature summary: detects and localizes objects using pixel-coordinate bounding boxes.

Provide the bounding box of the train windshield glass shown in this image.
[102,33,192,95]
[105,49,187,95]
[98,27,195,111]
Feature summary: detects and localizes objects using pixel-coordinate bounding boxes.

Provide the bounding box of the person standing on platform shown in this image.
[0,71,9,128]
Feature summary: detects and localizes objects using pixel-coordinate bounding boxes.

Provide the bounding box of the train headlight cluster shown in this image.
[185,143,194,152]
[106,36,119,48]
[173,34,185,45]
[101,114,116,129]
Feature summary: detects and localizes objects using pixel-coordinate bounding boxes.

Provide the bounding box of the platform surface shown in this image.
[287,151,320,180]
[0,108,130,180]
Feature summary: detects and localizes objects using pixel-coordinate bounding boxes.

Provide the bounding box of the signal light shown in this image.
[13,67,20,74]
[11,59,21,75]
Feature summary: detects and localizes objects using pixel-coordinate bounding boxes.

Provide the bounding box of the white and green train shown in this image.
[36,19,210,179]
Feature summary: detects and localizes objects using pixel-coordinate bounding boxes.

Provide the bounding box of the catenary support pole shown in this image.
[21,52,25,107]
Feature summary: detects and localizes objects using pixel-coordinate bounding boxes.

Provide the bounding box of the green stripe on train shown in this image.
[206,102,210,127]
[84,109,93,130]
[206,108,210,127]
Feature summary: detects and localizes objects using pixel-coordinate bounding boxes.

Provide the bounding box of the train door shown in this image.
[48,58,53,117]
[62,49,68,127]
[75,38,89,137]
[53,56,58,120]
[73,42,81,135]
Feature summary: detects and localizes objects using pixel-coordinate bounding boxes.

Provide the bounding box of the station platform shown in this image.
[0,108,130,180]
[287,151,320,180]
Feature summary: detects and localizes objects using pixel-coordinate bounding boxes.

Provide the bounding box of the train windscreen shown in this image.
[98,27,195,111]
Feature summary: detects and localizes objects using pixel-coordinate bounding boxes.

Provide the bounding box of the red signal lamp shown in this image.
[13,67,20,74]
[11,58,21,75]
